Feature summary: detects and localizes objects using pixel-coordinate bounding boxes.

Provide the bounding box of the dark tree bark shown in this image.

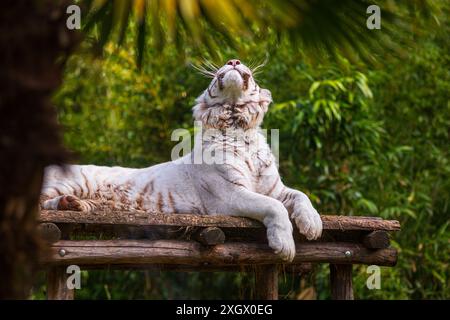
[0,0,79,298]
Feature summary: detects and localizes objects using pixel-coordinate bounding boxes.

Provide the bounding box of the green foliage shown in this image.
[54,43,207,167]
[82,0,437,66]
[33,3,449,300]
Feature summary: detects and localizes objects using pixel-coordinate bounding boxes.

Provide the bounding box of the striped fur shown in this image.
[40,61,322,261]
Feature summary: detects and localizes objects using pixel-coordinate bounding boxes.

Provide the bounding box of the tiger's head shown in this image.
[193,59,272,131]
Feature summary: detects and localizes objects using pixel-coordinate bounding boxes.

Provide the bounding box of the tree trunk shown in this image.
[0,0,79,298]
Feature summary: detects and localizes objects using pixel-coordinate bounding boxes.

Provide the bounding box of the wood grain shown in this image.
[47,266,74,300]
[38,223,61,243]
[362,230,390,249]
[40,210,401,231]
[330,264,354,300]
[255,265,278,300]
[194,227,226,245]
[46,240,398,266]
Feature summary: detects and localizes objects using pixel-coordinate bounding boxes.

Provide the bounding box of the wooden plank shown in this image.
[40,210,262,228]
[321,215,400,231]
[39,210,401,232]
[254,265,278,300]
[45,240,398,266]
[47,266,74,300]
[330,264,354,300]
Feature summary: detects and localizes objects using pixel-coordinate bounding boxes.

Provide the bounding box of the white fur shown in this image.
[41,61,323,262]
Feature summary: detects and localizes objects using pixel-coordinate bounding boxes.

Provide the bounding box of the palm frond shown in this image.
[82,0,441,68]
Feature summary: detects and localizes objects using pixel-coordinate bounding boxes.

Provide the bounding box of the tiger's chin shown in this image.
[222,70,244,94]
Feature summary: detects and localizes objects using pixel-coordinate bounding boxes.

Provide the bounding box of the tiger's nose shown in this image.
[226,59,241,67]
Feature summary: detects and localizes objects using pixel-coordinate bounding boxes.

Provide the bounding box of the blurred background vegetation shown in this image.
[32,0,448,299]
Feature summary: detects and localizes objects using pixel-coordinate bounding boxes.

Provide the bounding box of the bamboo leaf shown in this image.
[135,0,147,69]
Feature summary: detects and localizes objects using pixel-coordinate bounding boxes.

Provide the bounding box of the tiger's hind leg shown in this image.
[41,195,103,212]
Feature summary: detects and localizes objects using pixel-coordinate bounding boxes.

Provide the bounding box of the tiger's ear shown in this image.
[259,88,272,112]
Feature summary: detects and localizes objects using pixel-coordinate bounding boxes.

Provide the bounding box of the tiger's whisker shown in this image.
[202,59,219,72]
[191,63,216,78]
[251,55,269,74]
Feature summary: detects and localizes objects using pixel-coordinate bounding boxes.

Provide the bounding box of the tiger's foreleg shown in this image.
[260,167,323,241]
[220,187,296,262]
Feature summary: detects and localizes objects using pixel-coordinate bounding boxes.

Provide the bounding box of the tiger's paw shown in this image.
[42,195,89,211]
[56,195,85,211]
[266,214,296,262]
[292,201,322,240]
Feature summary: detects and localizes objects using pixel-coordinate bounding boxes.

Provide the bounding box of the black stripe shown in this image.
[80,169,91,197]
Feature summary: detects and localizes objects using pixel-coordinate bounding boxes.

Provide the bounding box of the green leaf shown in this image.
[357,199,378,215]
[309,81,321,98]
[135,2,147,69]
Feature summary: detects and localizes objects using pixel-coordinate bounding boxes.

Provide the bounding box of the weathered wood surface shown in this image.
[38,222,61,243]
[46,240,398,266]
[39,210,401,231]
[330,264,354,300]
[362,230,390,249]
[255,265,278,300]
[47,266,74,300]
[194,227,226,245]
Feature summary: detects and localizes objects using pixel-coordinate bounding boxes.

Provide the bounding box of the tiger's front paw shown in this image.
[292,201,322,240]
[57,195,87,211]
[266,217,296,262]
[41,195,83,211]
[42,195,89,211]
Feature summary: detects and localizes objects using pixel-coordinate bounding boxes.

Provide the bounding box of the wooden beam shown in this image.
[194,227,225,245]
[254,265,278,300]
[47,266,74,300]
[38,223,61,243]
[39,210,401,232]
[45,240,398,266]
[362,230,390,249]
[330,264,354,300]
[321,215,399,231]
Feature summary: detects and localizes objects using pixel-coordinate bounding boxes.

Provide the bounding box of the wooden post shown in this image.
[254,265,278,300]
[47,266,74,300]
[329,264,354,300]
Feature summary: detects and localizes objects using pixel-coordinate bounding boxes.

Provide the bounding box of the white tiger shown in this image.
[40,59,322,261]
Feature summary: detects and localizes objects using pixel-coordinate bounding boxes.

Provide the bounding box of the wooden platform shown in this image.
[39,210,400,300]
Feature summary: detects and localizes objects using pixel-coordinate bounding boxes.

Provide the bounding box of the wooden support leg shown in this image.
[47,266,74,300]
[329,264,354,300]
[254,265,278,300]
